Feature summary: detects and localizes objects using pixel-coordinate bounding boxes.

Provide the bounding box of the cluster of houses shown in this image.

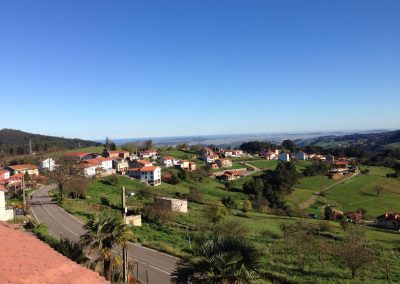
[260,149,336,163]
[198,147,242,169]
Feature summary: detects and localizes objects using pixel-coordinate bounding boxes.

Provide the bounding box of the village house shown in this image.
[295,151,308,161]
[376,212,400,229]
[199,147,214,155]
[127,166,161,186]
[96,157,113,171]
[64,152,90,162]
[7,164,39,176]
[102,149,130,159]
[0,186,14,221]
[112,159,129,174]
[325,155,335,163]
[176,160,190,170]
[154,196,188,213]
[140,149,158,159]
[75,163,97,177]
[161,156,177,168]
[40,158,56,172]
[279,153,290,162]
[130,159,153,168]
[221,170,243,181]
[335,158,349,169]
[216,158,233,168]
[201,153,219,164]
[231,149,243,157]
[0,170,10,181]
[261,149,279,160]
[210,163,219,169]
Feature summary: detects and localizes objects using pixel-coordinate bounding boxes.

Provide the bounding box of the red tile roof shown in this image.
[64,152,88,157]
[137,160,152,165]
[0,170,10,175]
[8,164,38,170]
[139,166,158,172]
[0,222,107,283]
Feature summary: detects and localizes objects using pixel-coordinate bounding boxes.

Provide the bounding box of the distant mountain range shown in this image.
[0,129,100,156]
[112,129,391,148]
[296,130,400,150]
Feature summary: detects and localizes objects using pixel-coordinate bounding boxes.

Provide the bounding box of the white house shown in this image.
[279,153,290,162]
[161,156,177,168]
[140,150,158,159]
[0,186,14,221]
[0,169,10,181]
[97,157,113,171]
[295,151,308,161]
[76,163,97,177]
[127,166,161,186]
[262,150,279,160]
[40,158,56,172]
[201,154,218,164]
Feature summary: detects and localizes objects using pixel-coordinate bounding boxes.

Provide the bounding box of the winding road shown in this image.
[30,185,178,284]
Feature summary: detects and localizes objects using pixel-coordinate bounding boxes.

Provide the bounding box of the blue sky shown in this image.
[1,0,399,140]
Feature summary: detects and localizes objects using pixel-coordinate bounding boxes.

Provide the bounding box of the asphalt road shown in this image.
[30,185,178,284]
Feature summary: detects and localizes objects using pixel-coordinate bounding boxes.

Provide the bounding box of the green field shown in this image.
[246,160,278,170]
[58,161,400,283]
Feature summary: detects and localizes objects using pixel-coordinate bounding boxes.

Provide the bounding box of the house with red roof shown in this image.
[130,159,153,169]
[7,164,39,176]
[64,152,90,162]
[127,166,161,186]
[140,149,158,159]
[0,169,10,181]
[376,212,400,229]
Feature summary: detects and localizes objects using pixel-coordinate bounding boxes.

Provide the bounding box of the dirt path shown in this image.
[299,171,360,209]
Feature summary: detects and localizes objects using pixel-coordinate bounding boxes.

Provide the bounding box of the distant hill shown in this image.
[298,130,400,150]
[0,129,101,156]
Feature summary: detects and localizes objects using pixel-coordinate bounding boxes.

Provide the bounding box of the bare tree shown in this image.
[47,159,74,203]
[336,226,375,279]
[66,176,90,199]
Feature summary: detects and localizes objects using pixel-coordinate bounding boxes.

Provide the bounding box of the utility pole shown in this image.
[29,139,33,155]
[121,186,128,284]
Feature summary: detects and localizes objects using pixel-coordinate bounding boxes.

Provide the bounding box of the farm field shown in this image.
[306,166,400,219]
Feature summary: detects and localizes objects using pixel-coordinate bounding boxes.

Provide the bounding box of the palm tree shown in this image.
[172,235,262,284]
[79,212,133,280]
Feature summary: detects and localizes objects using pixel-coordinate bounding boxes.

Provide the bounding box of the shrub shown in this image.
[318,221,334,233]
[100,197,111,206]
[221,196,237,209]
[187,187,204,203]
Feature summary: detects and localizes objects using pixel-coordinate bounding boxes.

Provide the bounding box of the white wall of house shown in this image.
[101,160,113,171]
[295,152,307,161]
[279,153,290,162]
[40,158,56,171]
[0,191,14,221]
[0,171,10,180]
[84,166,96,177]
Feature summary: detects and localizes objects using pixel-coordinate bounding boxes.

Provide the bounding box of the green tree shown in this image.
[241,200,252,213]
[281,139,297,152]
[79,212,133,280]
[110,142,117,151]
[204,204,227,231]
[47,159,74,204]
[172,235,262,284]
[324,206,333,220]
[23,171,31,182]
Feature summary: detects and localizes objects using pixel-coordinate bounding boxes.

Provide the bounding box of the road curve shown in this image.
[30,185,178,284]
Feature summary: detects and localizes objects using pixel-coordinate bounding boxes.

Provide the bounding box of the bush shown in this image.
[100,197,111,206]
[318,221,334,233]
[187,187,204,203]
[102,175,120,186]
[221,196,237,209]
[143,205,174,224]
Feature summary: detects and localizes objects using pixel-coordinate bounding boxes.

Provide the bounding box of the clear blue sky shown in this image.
[1,0,399,140]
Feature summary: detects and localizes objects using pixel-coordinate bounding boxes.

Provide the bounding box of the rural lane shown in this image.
[299,171,360,209]
[29,185,178,284]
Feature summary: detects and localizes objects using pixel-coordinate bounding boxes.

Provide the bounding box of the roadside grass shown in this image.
[296,175,335,191]
[286,187,315,206]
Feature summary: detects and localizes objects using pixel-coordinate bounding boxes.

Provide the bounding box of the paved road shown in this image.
[299,171,360,209]
[30,185,178,284]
